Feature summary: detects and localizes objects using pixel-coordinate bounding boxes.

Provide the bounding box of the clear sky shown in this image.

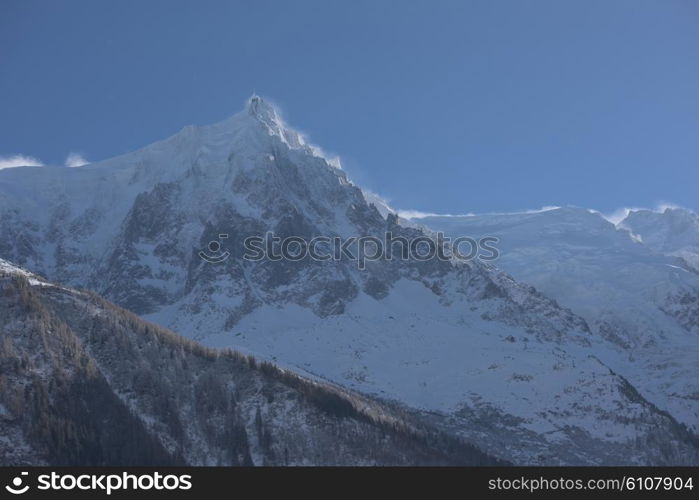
[1,0,697,215]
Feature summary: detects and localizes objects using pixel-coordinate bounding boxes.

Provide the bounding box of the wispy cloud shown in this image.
[0,154,44,170]
[396,209,446,219]
[359,190,448,220]
[65,152,89,168]
[398,206,561,219]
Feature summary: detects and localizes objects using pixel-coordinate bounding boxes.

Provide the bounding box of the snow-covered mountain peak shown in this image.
[621,207,699,237]
[247,94,277,120]
[237,94,306,151]
[619,206,699,272]
[66,95,342,188]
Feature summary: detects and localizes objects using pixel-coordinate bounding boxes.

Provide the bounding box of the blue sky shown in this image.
[1,0,697,215]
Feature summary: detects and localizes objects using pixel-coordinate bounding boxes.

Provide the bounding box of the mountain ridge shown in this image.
[0,98,697,464]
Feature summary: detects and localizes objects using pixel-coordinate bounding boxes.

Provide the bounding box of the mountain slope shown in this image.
[0,98,697,464]
[0,259,499,466]
[418,207,699,433]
